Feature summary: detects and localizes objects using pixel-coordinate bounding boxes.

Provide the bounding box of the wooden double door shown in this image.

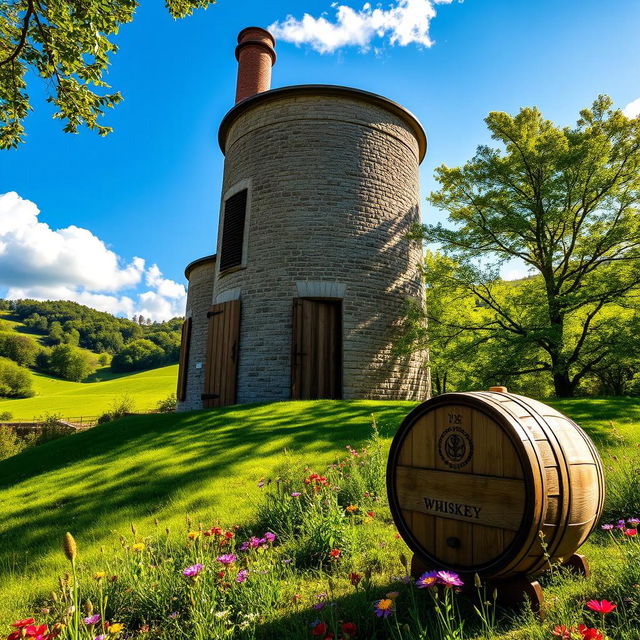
[291,298,343,400]
[203,300,241,408]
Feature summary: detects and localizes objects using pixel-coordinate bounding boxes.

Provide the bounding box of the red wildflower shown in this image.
[217,571,226,579]
[625,528,637,537]
[552,626,574,638]
[341,621,357,637]
[349,572,362,586]
[203,530,213,537]
[329,548,341,560]
[586,599,617,614]
[11,619,35,628]
[225,531,234,539]
[211,526,223,536]
[578,625,604,640]
[311,621,328,636]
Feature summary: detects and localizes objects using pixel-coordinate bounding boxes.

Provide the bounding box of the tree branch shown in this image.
[0,0,34,67]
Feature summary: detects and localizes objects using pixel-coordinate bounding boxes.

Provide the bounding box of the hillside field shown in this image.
[0,364,178,419]
[1,397,639,632]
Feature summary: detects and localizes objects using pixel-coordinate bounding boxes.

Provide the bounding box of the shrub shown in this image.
[0,332,40,366]
[47,344,98,382]
[97,352,112,366]
[97,394,136,425]
[0,356,34,397]
[111,339,165,372]
[156,393,177,413]
[0,425,25,461]
[0,410,13,421]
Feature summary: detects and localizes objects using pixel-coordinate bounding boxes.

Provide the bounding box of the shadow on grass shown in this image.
[0,400,413,585]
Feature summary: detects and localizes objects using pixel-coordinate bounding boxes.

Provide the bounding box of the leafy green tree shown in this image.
[420,96,640,397]
[23,312,48,331]
[111,338,165,372]
[0,356,34,397]
[48,343,98,381]
[47,320,64,345]
[0,332,39,366]
[0,0,217,148]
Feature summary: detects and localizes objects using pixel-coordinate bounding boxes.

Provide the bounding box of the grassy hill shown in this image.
[0,311,177,419]
[0,397,639,628]
[0,364,178,419]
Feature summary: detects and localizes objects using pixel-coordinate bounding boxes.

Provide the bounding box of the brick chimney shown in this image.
[235,27,276,104]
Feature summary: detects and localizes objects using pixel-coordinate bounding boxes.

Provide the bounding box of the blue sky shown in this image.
[0,0,638,319]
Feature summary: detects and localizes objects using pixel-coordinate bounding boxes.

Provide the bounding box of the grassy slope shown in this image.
[0,397,638,626]
[0,312,177,418]
[0,365,178,419]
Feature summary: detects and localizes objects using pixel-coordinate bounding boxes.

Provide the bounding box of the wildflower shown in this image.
[236,569,249,583]
[291,492,301,497]
[95,636,107,640]
[436,570,464,587]
[11,619,35,628]
[374,598,394,618]
[625,528,637,537]
[346,505,359,514]
[217,553,236,565]
[313,601,326,611]
[394,532,401,539]
[240,542,250,551]
[282,557,292,564]
[578,626,604,640]
[64,532,77,562]
[552,625,574,638]
[629,518,640,526]
[601,524,614,530]
[367,511,375,518]
[349,572,362,586]
[225,531,234,539]
[258,480,265,488]
[617,519,626,530]
[264,531,276,543]
[94,572,106,580]
[586,599,617,614]
[132,543,145,552]
[311,620,328,636]
[329,548,341,560]
[416,571,439,588]
[386,591,400,599]
[187,531,200,540]
[342,622,357,638]
[108,623,124,634]
[182,563,204,578]
[249,536,261,548]
[292,594,302,603]
[84,614,101,625]
[168,612,178,619]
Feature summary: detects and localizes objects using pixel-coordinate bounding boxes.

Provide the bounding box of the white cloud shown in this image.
[500,259,533,282]
[269,0,457,54]
[623,98,640,119]
[0,192,186,322]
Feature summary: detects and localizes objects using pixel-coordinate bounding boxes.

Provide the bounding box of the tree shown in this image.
[48,343,98,381]
[421,96,640,397]
[0,332,40,366]
[0,0,216,149]
[111,338,165,372]
[0,356,34,397]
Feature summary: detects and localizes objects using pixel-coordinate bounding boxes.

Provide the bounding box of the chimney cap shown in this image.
[237,26,275,47]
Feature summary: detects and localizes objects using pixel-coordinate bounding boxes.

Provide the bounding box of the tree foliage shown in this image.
[419,96,640,397]
[0,0,216,148]
[0,355,34,397]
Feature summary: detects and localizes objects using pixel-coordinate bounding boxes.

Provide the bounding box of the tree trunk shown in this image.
[553,370,575,398]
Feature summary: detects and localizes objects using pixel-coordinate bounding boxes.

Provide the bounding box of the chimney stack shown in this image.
[234,27,276,104]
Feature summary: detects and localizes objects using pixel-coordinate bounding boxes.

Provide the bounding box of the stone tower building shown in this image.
[176,27,429,411]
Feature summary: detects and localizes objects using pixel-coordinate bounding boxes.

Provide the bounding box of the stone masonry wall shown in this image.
[177,258,216,412]
[214,92,430,403]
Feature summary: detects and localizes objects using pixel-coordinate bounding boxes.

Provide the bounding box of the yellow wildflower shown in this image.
[132,543,145,552]
[187,531,200,540]
[108,623,125,634]
[345,505,359,514]
[94,572,106,581]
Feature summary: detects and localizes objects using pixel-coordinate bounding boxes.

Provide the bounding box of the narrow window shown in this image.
[219,189,248,272]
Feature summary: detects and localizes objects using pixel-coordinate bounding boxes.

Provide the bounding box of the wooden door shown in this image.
[202,300,241,408]
[291,298,342,400]
[176,317,192,401]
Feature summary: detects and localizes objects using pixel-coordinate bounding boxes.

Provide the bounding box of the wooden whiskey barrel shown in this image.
[387,390,605,579]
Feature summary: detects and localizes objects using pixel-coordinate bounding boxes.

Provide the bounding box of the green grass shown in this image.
[0,396,638,632]
[0,365,178,419]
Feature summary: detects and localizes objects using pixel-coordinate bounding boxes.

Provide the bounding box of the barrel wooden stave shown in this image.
[387,391,605,580]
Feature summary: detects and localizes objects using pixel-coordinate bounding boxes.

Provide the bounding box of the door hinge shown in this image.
[201,393,220,400]
[207,310,223,318]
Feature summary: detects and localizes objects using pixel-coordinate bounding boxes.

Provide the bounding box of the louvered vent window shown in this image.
[219,189,248,272]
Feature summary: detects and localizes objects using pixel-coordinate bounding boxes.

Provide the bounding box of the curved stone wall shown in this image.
[177,256,216,412]
[213,88,430,403]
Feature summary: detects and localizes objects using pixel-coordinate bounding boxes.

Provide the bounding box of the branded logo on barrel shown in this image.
[438,426,473,469]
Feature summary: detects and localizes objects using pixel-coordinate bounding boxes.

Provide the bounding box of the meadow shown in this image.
[1,397,640,639]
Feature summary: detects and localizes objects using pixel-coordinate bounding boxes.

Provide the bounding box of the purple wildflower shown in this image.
[629,518,640,526]
[94,636,107,640]
[249,536,261,548]
[236,569,249,583]
[239,541,250,551]
[415,571,439,588]
[436,570,464,587]
[601,524,614,530]
[264,531,276,543]
[217,553,236,565]
[313,602,326,611]
[617,519,627,530]
[257,481,265,488]
[374,598,394,618]
[291,492,301,497]
[168,612,178,619]
[83,614,101,625]
[182,563,204,577]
